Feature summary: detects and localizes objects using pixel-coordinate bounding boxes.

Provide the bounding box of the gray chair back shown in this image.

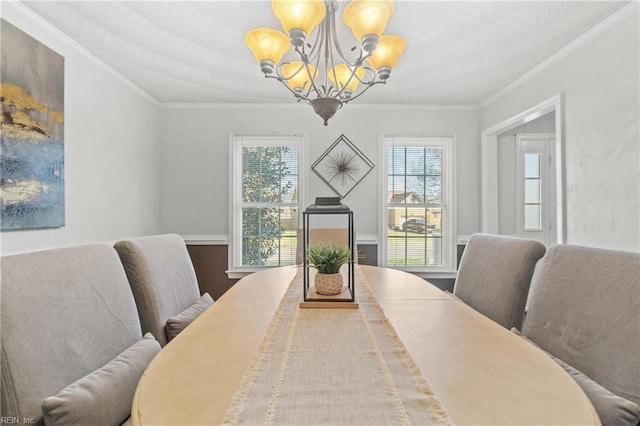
[1,244,142,425]
[114,234,201,346]
[453,233,546,329]
[522,244,640,405]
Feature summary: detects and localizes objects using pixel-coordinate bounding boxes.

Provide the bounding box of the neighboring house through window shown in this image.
[229,134,304,272]
[380,136,456,272]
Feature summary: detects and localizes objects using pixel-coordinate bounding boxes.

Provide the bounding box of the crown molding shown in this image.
[7,0,634,112]
[160,102,480,111]
[3,1,160,106]
[482,2,639,107]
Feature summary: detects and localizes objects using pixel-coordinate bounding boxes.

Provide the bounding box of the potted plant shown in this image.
[307,241,351,295]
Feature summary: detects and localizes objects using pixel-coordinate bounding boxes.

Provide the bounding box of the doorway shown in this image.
[514,133,555,245]
[481,95,564,246]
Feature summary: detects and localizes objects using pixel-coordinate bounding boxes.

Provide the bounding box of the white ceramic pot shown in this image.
[314,273,343,296]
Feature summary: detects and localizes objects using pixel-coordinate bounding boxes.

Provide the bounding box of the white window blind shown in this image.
[230,135,303,270]
[381,136,455,272]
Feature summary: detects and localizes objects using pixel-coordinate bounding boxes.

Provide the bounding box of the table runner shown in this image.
[222,268,452,425]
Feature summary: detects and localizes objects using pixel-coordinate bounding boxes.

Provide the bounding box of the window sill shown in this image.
[382,268,458,280]
[226,266,297,279]
[228,268,458,281]
[226,270,257,279]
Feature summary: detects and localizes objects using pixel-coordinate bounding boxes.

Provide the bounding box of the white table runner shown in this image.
[222,268,452,425]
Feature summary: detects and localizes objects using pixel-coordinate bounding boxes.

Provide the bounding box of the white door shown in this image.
[516,134,556,246]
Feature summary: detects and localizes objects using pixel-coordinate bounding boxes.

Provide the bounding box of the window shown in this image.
[381,136,455,272]
[524,153,542,230]
[230,135,304,271]
[515,134,555,245]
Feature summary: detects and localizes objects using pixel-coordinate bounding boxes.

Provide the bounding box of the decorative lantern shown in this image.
[301,199,357,308]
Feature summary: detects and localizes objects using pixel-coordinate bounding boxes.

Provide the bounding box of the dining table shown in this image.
[131,265,599,425]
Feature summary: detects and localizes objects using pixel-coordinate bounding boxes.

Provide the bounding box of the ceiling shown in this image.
[23,1,628,105]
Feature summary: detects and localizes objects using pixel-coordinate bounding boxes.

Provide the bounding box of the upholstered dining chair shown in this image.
[1,244,159,426]
[115,234,213,347]
[520,245,640,425]
[453,233,546,330]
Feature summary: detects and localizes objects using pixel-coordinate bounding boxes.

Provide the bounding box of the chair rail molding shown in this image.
[182,235,229,245]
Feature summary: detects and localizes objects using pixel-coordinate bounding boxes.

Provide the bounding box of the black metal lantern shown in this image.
[301,200,356,308]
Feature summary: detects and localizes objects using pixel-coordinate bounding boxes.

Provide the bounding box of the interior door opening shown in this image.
[481,94,564,246]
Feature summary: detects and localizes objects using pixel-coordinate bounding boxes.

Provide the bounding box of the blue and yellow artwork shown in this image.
[1,19,65,230]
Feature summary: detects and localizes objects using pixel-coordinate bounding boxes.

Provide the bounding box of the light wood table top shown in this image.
[132,265,599,425]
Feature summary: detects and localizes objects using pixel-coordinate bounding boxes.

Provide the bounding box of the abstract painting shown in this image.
[311,134,374,199]
[1,19,65,230]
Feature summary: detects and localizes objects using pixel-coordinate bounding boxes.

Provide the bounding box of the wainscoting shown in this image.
[186,243,465,299]
[186,245,238,300]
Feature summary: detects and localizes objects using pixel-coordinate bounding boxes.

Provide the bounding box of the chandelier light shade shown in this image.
[244,28,290,74]
[272,0,326,44]
[343,0,394,50]
[245,0,406,125]
[367,35,406,80]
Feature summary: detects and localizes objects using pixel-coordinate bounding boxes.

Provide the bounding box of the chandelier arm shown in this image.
[304,14,329,98]
[322,8,334,95]
[293,44,323,99]
[354,65,377,85]
[325,3,381,101]
[306,57,325,99]
[328,3,355,66]
[326,0,356,100]
[342,80,386,103]
[303,17,323,65]
[325,8,342,99]
[264,72,302,95]
[274,61,301,82]
[247,0,402,124]
[302,60,320,99]
[327,1,375,69]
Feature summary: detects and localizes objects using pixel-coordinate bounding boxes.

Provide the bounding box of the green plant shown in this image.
[307,242,351,274]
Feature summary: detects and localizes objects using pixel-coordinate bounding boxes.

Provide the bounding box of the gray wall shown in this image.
[158,105,481,253]
[481,10,639,251]
[0,4,161,255]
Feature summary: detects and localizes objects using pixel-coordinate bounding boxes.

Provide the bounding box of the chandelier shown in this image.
[245,0,406,125]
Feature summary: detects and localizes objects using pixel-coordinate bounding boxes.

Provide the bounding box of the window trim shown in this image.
[228,133,308,274]
[378,134,457,273]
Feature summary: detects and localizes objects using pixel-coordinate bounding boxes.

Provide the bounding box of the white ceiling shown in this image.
[23,1,629,105]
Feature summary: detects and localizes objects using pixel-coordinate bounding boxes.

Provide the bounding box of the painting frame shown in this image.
[311,134,374,199]
[1,19,65,231]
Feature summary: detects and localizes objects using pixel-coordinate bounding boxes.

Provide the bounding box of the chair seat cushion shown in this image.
[41,333,161,426]
[554,357,640,426]
[165,293,214,342]
[512,328,640,426]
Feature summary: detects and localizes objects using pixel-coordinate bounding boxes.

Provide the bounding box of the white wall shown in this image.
[158,104,480,243]
[0,4,160,255]
[481,10,639,252]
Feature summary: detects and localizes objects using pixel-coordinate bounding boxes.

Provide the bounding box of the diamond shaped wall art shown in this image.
[311,134,374,199]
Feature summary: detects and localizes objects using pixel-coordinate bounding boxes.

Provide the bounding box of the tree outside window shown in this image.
[232,137,301,270]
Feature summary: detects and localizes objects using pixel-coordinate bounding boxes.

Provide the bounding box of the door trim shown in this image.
[481,94,565,243]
